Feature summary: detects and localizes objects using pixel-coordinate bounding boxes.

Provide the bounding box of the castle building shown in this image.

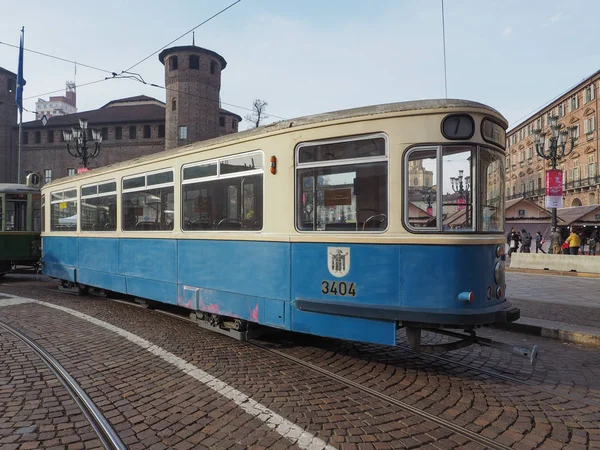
[505,70,599,208]
[0,44,242,185]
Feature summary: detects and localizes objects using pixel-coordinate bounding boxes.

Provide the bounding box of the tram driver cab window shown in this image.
[296,135,388,232]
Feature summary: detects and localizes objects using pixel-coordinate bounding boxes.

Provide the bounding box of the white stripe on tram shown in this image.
[0,294,334,450]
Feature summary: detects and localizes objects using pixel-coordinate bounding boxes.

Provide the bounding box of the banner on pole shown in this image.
[15,27,24,114]
[545,169,563,208]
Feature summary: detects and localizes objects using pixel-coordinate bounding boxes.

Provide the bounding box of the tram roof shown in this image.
[0,184,39,194]
[44,99,506,188]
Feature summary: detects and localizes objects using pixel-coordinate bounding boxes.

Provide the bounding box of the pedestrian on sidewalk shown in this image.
[521,229,532,253]
[589,228,598,256]
[566,227,581,255]
[579,230,586,255]
[550,227,562,254]
[535,231,546,253]
[508,228,520,257]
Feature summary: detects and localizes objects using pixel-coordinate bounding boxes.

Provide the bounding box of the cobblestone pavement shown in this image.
[0,328,104,449]
[506,272,600,328]
[0,274,599,449]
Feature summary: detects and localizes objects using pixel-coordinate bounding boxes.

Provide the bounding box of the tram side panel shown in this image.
[42,236,79,282]
[177,239,291,328]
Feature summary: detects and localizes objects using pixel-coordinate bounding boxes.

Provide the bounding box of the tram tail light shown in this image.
[458,291,474,303]
[270,156,277,174]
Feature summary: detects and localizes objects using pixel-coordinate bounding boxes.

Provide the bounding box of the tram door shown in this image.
[5,194,28,231]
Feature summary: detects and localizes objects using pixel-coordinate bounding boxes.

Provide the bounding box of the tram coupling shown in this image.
[405,327,538,365]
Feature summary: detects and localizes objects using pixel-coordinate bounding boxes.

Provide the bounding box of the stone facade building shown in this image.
[506,70,599,208]
[0,44,242,185]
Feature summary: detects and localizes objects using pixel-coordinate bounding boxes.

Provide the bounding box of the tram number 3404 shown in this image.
[321,281,357,297]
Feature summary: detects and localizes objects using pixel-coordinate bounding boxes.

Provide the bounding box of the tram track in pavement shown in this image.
[7,283,598,448]
[0,318,127,450]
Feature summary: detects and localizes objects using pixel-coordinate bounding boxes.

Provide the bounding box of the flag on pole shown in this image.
[15,27,24,114]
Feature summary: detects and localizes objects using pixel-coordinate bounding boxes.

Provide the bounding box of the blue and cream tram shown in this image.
[41,100,533,360]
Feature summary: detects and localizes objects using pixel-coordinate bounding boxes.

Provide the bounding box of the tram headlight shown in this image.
[494,261,505,287]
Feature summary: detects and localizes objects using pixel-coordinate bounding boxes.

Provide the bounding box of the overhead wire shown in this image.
[121,0,242,73]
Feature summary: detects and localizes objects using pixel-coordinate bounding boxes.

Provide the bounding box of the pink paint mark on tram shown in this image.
[198,300,220,314]
[250,304,259,322]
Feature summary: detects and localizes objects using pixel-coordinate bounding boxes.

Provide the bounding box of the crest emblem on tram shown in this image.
[327,247,350,278]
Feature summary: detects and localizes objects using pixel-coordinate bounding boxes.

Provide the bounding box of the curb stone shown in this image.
[493,316,600,347]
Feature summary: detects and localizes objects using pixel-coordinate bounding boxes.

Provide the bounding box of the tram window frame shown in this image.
[181,151,264,232]
[80,180,117,232]
[295,134,389,233]
[50,189,78,232]
[122,169,174,232]
[403,145,505,234]
[41,194,45,233]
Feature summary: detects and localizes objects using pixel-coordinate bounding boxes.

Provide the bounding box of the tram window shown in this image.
[81,182,117,232]
[50,190,77,232]
[299,138,385,164]
[182,152,264,231]
[182,175,263,231]
[122,187,174,231]
[441,146,475,232]
[479,148,504,232]
[297,162,387,232]
[296,136,388,232]
[41,195,45,233]
[406,148,438,229]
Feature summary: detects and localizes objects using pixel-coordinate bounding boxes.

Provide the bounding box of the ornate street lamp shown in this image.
[423,189,436,215]
[62,118,102,169]
[533,116,577,229]
[450,170,471,226]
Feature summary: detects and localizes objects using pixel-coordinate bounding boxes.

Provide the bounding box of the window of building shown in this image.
[22,132,28,145]
[7,79,15,93]
[232,120,236,130]
[129,126,137,139]
[528,180,534,192]
[219,117,225,127]
[298,135,388,232]
[143,125,151,139]
[81,181,117,231]
[44,169,52,183]
[101,127,108,140]
[50,189,77,231]
[210,60,216,74]
[179,126,187,139]
[122,170,174,231]
[67,168,75,177]
[558,103,564,117]
[537,177,542,189]
[47,130,54,143]
[35,131,41,144]
[169,55,178,70]
[158,124,165,138]
[189,55,199,70]
[526,147,532,159]
[115,126,122,140]
[584,117,596,135]
[584,84,595,103]
[569,94,579,112]
[182,152,263,231]
[172,99,176,111]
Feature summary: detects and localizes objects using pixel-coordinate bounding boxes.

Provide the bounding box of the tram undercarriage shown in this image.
[61,281,538,365]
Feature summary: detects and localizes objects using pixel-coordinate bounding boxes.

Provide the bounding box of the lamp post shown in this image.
[533,115,577,230]
[450,170,471,227]
[423,189,436,215]
[62,118,102,169]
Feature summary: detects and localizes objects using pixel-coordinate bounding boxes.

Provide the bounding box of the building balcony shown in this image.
[563,175,599,191]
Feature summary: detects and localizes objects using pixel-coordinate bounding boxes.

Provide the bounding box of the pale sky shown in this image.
[1,0,598,130]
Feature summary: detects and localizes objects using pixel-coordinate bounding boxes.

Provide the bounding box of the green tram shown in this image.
[0,173,42,275]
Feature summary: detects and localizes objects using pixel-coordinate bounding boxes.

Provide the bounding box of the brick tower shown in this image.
[0,67,18,183]
[159,45,227,150]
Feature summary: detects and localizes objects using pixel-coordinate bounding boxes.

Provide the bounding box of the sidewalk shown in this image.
[495,272,600,346]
